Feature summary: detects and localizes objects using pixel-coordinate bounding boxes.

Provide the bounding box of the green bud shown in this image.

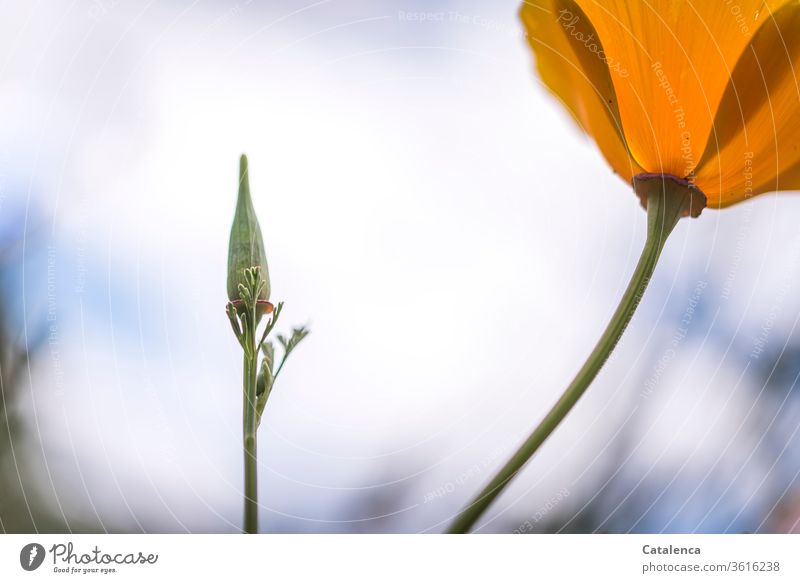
[227,154,270,303]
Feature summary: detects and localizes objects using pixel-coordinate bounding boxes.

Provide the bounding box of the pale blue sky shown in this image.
[3,0,800,533]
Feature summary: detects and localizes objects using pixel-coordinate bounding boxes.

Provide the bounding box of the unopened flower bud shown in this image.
[227,154,270,304]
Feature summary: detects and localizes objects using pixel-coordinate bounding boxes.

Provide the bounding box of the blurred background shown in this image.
[2,0,800,534]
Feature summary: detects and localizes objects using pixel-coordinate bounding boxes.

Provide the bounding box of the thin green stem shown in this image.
[447,178,703,533]
[243,304,260,533]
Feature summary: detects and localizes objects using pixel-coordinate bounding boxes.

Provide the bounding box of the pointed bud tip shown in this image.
[227,154,270,304]
[239,154,249,193]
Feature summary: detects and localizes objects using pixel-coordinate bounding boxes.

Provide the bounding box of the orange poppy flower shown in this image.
[449,3,800,534]
[520,0,800,209]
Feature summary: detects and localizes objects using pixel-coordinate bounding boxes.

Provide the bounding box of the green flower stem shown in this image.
[243,349,259,534]
[243,291,260,534]
[226,156,307,534]
[447,177,704,533]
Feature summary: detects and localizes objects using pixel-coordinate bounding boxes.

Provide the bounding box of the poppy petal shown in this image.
[520,0,642,181]
[694,4,800,206]
[573,0,791,179]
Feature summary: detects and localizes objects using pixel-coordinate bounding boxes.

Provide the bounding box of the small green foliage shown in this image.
[277,327,310,354]
[255,342,274,427]
[273,326,310,381]
[258,302,284,347]
[257,342,275,397]
[225,302,243,346]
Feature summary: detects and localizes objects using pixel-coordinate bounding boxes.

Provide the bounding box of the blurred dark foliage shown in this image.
[0,215,106,533]
[499,276,800,534]
[0,227,64,532]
